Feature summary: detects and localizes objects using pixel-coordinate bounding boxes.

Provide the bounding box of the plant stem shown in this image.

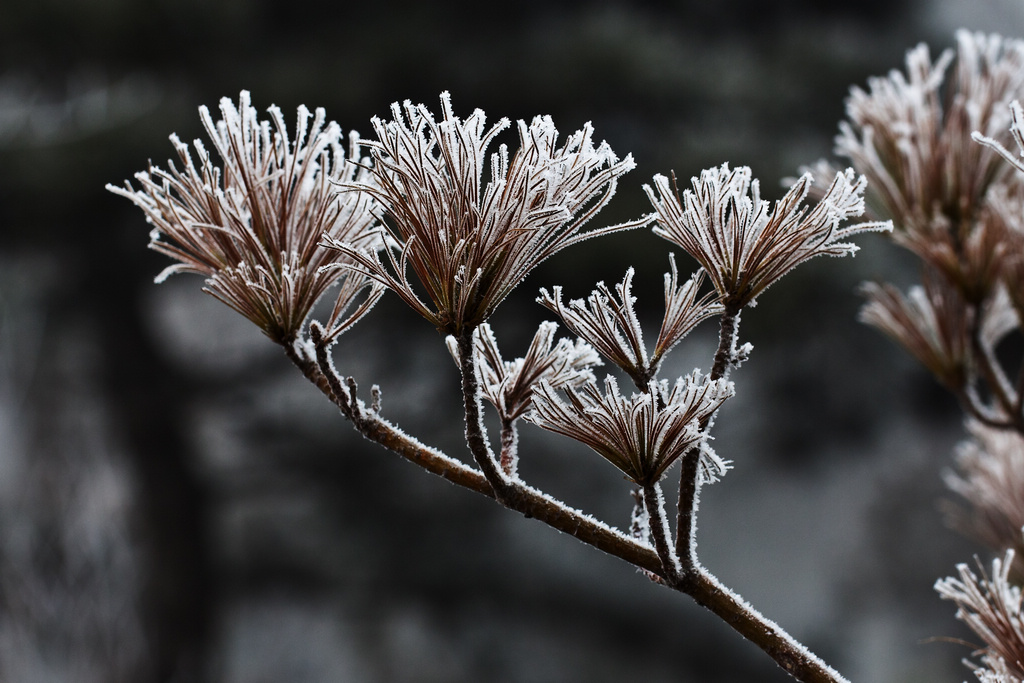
[969,307,1023,428]
[675,449,701,567]
[302,329,663,574]
[643,483,679,581]
[676,305,739,562]
[668,305,849,682]
[301,323,849,683]
[499,417,519,477]
[456,327,514,502]
[682,569,848,683]
[710,305,741,382]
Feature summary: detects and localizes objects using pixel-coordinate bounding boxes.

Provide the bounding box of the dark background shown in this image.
[0,1,1020,681]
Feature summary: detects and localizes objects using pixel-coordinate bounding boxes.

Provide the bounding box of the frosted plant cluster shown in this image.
[108,92,384,344]
[835,28,1024,683]
[529,371,732,486]
[645,163,890,309]
[937,552,1024,683]
[112,28,1024,683]
[537,257,723,388]
[326,92,641,336]
[445,321,601,475]
[945,422,1024,573]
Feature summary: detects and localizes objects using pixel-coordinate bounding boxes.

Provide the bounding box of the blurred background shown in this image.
[1,1,1022,681]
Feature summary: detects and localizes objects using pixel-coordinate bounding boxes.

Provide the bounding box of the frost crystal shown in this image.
[108,91,384,343]
[975,100,1024,178]
[328,92,644,335]
[527,370,733,486]
[974,658,1024,683]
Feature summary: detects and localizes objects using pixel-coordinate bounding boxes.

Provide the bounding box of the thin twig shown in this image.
[284,334,347,414]
[499,417,519,477]
[456,327,514,502]
[1014,355,1024,416]
[676,305,740,562]
[710,305,741,382]
[299,321,848,683]
[959,383,1016,430]
[675,449,701,569]
[643,483,679,581]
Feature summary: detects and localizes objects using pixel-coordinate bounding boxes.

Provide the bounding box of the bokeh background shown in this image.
[2,1,1023,681]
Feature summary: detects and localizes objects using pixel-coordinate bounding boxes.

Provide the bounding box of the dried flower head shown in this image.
[328,92,644,336]
[446,321,601,423]
[527,371,733,486]
[945,421,1024,580]
[644,164,889,309]
[108,91,384,345]
[859,273,971,392]
[537,257,722,388]
[935,551,1024,682]
[837,31,1024,300]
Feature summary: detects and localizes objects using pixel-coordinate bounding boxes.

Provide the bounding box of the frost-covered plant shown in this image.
[818,28,1024,680]
[529,371,732,487]
[445,321,601,476]
[115,85,886,683]
[537,258,723,389]
[325,92,642,336]
[831,26,1024,500]
[944,422,1024,583]
[860,271,971,393]
[936,551,1024,682]
[645,163,890,311]
[837,30,1024,304]
[108,91,385,347]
